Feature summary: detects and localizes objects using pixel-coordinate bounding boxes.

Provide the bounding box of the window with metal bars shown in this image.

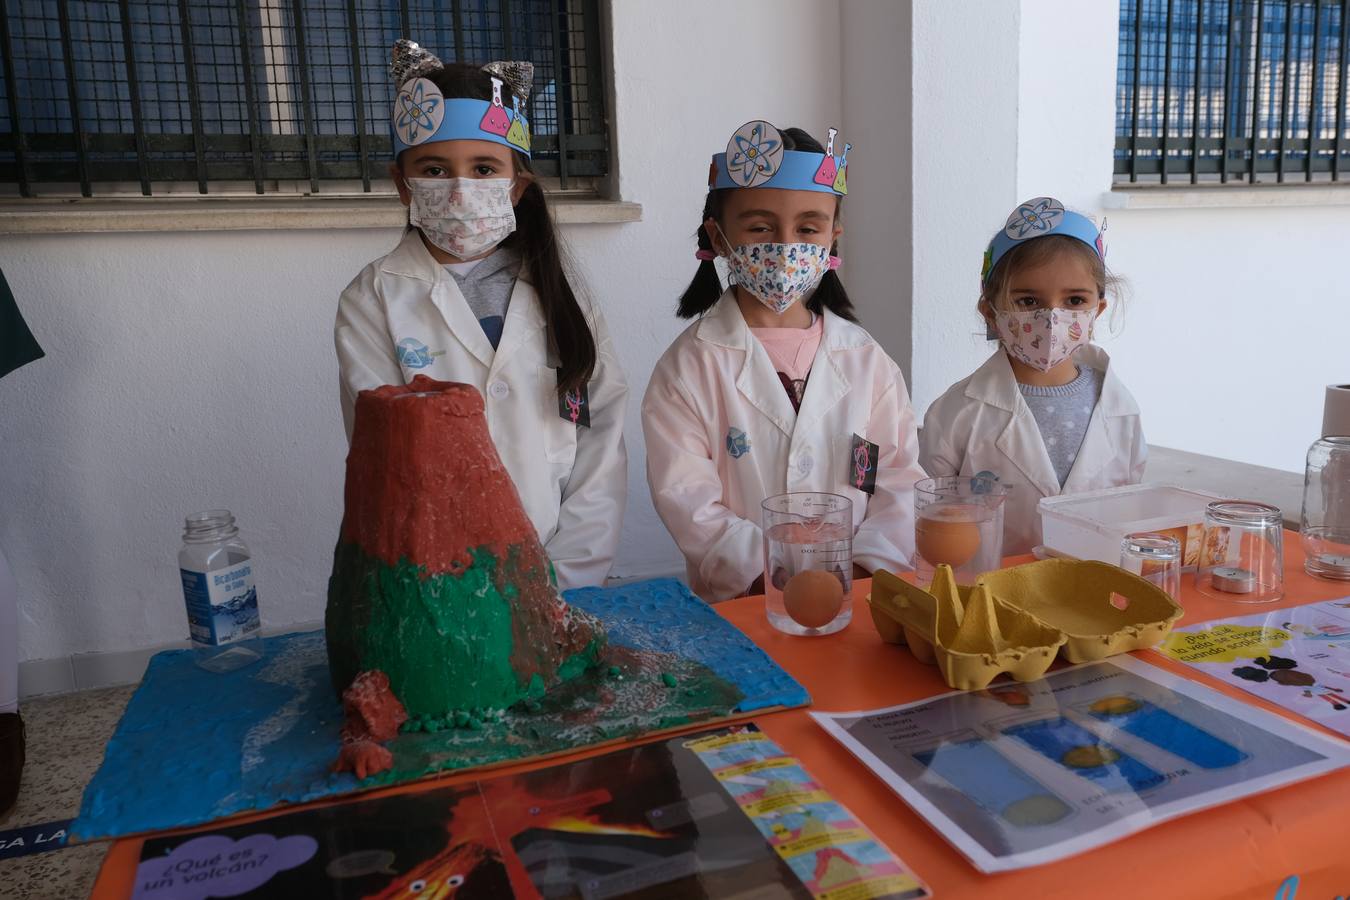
[1116,0,1350,184]
[0,0,608,198]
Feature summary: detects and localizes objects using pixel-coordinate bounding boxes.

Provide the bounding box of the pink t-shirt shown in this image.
[751,314,823,411]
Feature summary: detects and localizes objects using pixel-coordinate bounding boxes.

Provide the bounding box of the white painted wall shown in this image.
[1008,0,1345,473]
[906,0,1022,415]
[0,0,842,670]
[1107,204,1348,471]
[840,0,913,381]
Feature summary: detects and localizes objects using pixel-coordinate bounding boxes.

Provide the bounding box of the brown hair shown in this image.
[979,234,1120,318]
[397,63,596,397]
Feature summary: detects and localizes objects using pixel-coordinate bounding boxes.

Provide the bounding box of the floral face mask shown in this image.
[993,307,1096,372]
[406,176,516,259]
[716,225,833,315]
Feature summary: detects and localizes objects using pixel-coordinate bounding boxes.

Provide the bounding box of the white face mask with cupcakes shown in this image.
[992,307,1096,372]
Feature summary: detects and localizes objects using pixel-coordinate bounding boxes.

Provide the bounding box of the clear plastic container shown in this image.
[762,492,852,636]
[1301,436,1350,581]
[1038,484,1225,570]
[178,509,264,672]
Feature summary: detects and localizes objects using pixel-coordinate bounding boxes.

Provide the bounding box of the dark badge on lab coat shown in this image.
[847,433,879,495]
[557,372,591,428]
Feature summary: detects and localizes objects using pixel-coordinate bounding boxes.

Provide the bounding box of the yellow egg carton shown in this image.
[867,559,1184,691]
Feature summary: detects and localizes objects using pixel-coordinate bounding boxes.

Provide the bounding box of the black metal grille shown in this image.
[0,0,608,196]
[1117,0,1350,183]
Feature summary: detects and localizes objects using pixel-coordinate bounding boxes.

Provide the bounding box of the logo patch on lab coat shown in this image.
[726,427,751,459]
[557,372,591,427]
[396,337,444,369]
[848,433,878,495]
[973,470,1002,493]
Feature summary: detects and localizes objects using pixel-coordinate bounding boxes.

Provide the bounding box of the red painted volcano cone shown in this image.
[326,375,605,720]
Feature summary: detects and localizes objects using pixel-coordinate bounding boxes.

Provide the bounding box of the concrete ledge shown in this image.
[1105,184,1350,210]
[1146,444,1304,530]
[0,195,643,234]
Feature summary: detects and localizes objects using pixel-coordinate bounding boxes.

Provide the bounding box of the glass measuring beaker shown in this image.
[762,492,853,636]
[914,475,1010,584]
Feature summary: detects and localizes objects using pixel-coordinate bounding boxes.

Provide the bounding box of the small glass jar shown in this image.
[1120,532,1181,600]
[762,492,853,636]
[1197,501,1284,604]
[1300,436,1350,581]
[178,509,263,672]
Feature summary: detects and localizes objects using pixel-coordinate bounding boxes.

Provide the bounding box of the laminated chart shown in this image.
[813,656,1350,873]
[1161,596,1350,738]
[687,730,929,899]
[122,726,925,900]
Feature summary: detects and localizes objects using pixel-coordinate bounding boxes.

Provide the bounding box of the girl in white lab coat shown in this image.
[920,197,1145,556]
[643,121,925,602]
[335,42,627,590]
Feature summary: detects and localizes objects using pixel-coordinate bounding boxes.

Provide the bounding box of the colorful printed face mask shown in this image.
[407,176,516,259]
[716,226,832,314]
[993,307,1096,372]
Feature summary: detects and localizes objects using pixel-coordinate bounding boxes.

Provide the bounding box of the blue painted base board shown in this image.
[71,578,807,842]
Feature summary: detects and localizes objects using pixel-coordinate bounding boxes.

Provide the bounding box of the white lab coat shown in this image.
[335,228,628,590]
[920,344,1146,556]
[642,291,925,601]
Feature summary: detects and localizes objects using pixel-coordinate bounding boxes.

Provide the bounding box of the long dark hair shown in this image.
[407,63,596,395]
[676,127,856,322]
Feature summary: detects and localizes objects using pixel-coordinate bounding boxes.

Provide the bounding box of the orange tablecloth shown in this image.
[90,542,1350,899]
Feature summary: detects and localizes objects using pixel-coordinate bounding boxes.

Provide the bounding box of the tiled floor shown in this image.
[0,685,135,900]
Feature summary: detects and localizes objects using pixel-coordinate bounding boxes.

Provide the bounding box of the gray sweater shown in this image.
[1018,365,1105,486]
[444,247,521,349]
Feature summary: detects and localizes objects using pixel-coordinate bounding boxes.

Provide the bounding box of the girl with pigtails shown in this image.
[642,121,924,602]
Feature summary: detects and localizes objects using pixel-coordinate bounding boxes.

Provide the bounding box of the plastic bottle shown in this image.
[178,509,263,672]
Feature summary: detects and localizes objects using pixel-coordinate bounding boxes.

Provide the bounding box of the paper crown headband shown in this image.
[709,120,850,195]
[389,39,533,158]
[982,197,1106,283]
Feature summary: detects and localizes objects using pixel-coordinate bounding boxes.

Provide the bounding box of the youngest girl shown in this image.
[920,197,1145,555]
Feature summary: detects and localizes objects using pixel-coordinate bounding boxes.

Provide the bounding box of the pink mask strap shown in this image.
[828,255,842,270]
[694,249,716,261]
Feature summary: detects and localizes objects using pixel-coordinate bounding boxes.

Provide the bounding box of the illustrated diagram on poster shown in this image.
[1160,596,1350,738]
[812,656,1350,873]
[687,730,928,899]
[128,725,928,900]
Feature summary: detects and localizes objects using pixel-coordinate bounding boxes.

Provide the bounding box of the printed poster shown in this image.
[130,725,928,899]
[1160,596,1350,738]
[812,656,1350,873]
